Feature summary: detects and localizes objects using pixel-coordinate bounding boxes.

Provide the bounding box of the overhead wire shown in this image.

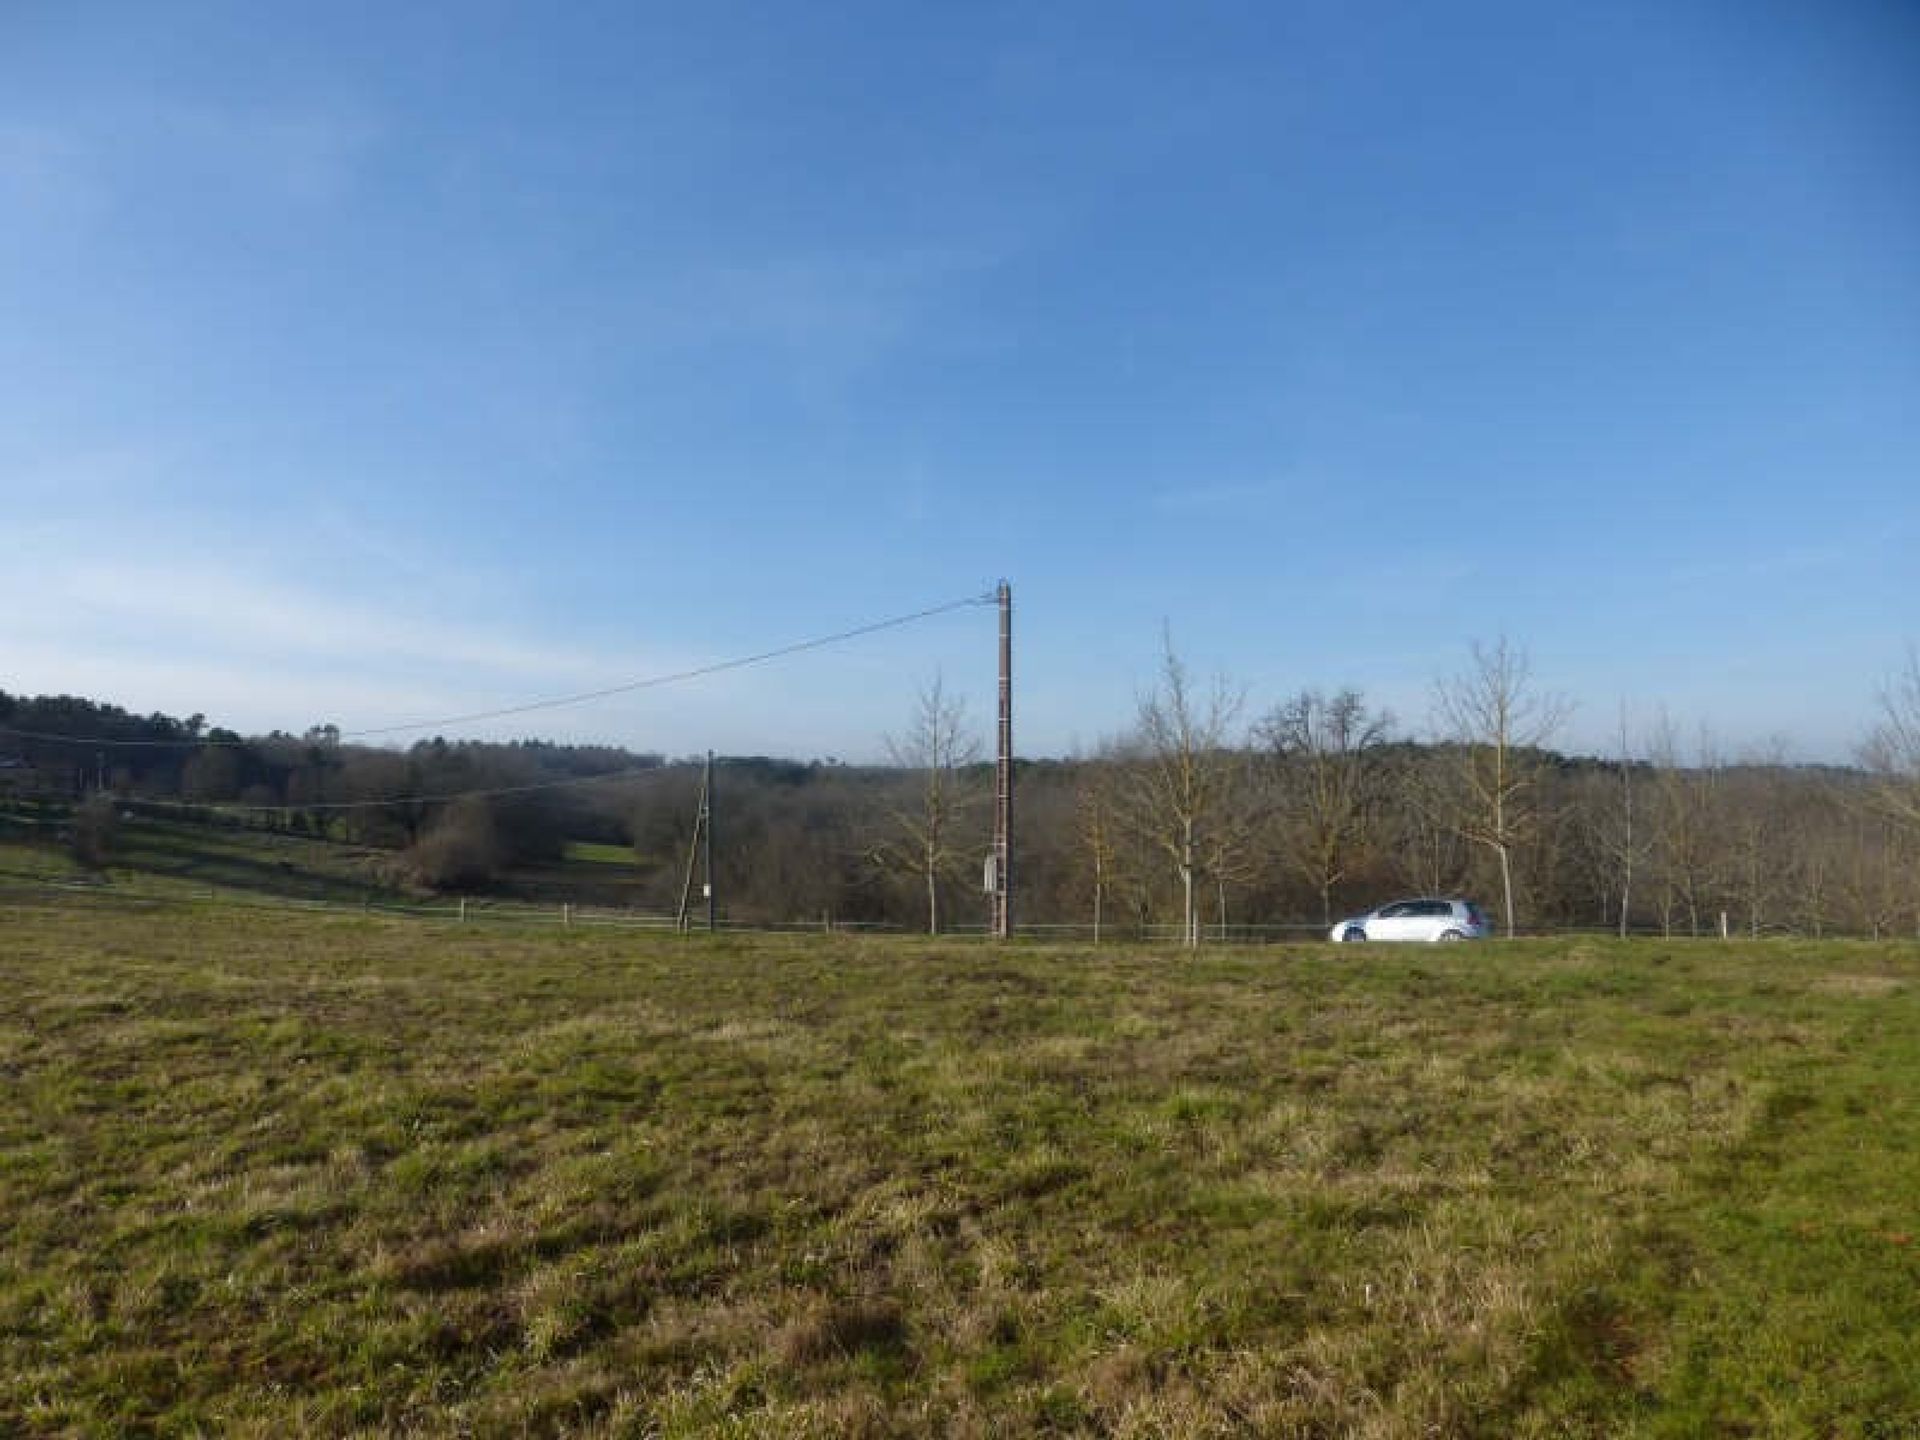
[5,587,999,815]
[339,589,995,739]
[133,759,675,814]
[0,589,996,751]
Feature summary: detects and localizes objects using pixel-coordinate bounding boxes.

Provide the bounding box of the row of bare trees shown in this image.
[10,646,1920,937]
[867,640,1920,941]
[984,635,1567,945]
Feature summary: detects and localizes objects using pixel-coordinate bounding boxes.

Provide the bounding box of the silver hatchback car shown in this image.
[1329,897,1492,943]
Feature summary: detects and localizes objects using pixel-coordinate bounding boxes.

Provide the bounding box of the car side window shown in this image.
[1379,902,1412,918]
[1420,901,1452,917]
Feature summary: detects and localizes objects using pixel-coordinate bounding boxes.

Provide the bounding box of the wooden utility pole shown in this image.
[675,752,715,932]
[992,580,1013,939]
[704,749,715,932]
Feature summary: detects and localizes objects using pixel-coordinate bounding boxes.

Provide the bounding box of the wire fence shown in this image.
[3,876,1878,943]
[0,874,1307,939]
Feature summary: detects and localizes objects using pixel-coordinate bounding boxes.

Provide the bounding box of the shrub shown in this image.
[69,794,119,870]
[404,798,504,890]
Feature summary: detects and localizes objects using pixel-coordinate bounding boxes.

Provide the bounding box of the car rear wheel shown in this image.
[1438,929,1466,942]
[1342,926,1367,943]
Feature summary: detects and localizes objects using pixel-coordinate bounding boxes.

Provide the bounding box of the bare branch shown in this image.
[1430,637,1568,936]
[870,676,984,934]
[1108,630,1247,947]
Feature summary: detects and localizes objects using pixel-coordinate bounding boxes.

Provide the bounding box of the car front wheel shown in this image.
[1342,926,1367,943]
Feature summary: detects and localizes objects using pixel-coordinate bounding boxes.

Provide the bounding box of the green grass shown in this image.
[2,904,1918,1436]
[562,842,637,866]
[0,813,408,906]
[0,819,655,914]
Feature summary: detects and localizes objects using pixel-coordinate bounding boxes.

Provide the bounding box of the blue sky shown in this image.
[4,1,1916,762]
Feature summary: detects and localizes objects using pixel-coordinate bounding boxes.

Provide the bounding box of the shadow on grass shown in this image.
[111,838,397,904]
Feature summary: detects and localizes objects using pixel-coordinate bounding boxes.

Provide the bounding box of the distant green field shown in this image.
[563,841,636,866]
[0,812,404,904]
[3,902,1917,1436]
[0,818,656,914]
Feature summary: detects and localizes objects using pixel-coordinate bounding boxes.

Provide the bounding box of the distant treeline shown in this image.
[4,677,1918,938]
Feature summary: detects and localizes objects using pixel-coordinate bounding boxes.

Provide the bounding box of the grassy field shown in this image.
[563,842,639,867]
[2,903,1918,1437]
[0,816,655,914]
[0,815,409,907]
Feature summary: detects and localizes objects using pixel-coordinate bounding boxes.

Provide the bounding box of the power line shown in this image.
[1,590,996,752]
[132,758,675,814]
[0,725,237,750]
[341,590,994,739]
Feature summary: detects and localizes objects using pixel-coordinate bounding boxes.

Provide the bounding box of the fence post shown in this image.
[460,897,468,923]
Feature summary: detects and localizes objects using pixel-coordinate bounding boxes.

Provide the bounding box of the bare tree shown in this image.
[1257,688,1391,928]
[1782,776,1845,938]
[1075,761,1121,944]
[69,793,120,871]
[1647,716,1723,937]
[870,677,982,934]
[1862,647,1920,833]
[1431,638,1568,937]
[1611,709,1638,937]
[1838,818,1920,939]
[406,796,504,891]
[1202,801,1263,934]
[1854,647,1920,933]
[181,746,242,805]
[1587,705,1654,938]
[1112,633,1245,948]
[1723,743,1795,938]
[1382,747,1471,898]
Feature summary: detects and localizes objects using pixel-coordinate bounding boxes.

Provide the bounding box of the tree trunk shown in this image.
[1498,843,1516,938]
[1182,819,1196,948]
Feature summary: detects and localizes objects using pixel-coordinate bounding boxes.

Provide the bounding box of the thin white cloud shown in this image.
[0,122,90,211]
[1,438,190,504]
[139,99,385,209]
[1663,544,1852,589]
[1,98,384,223]
[618,241,1015,373]
[0,638,467,737]
[1149,478,1294,515]
[0,631,884,757]
[41,562,626,682]
[0,555,720,738]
